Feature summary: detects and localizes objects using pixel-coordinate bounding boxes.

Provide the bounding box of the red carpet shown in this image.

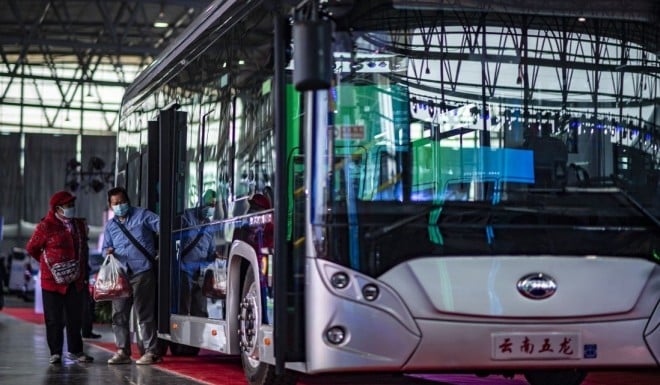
[90,341,247,385]
[1,306,44,324]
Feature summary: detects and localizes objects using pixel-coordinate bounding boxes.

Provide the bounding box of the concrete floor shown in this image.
[0,293,206,385]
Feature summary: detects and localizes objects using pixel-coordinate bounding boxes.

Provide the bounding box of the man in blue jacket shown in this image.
[179,189,217,317]
[102,186,160,365]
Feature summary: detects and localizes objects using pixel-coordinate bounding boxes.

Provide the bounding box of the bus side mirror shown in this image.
[293,19,332,91]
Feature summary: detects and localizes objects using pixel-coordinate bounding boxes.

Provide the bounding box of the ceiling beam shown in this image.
[0,36,161,56]
[0,71,130,87]
[395,0,659,23]
[1,99,119,114]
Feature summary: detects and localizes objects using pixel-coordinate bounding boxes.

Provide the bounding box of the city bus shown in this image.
[116,1,660,385]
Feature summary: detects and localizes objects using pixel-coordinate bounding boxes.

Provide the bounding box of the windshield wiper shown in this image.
[362,183,660,241]
[613,184,660,229]
[364,206,437,240]
[362,200,544,241]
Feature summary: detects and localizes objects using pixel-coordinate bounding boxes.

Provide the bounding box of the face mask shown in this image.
[112,203,129,217]
[203,206,214,219]
[60,207,75,218]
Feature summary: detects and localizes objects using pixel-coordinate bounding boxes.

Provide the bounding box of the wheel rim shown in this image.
[239,278,261,369]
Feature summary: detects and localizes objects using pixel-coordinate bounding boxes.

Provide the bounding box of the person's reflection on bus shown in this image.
[526,124,568,188]
[179,189,218,317]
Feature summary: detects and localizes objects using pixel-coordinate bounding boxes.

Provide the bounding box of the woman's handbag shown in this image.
[43,254,80,285]
[93,254,131,301]
[201,258,227,299]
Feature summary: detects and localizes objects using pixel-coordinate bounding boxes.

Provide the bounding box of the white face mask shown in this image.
[112,203,129,217]
[203,206,214,219]
[59,206,75,218]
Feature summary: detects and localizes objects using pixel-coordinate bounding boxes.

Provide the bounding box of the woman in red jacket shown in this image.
[26,190,94,364]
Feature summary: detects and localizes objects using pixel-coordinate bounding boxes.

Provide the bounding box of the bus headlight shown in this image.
[362,283,379,301]
[330,272,350,289]
[326,326,346,345]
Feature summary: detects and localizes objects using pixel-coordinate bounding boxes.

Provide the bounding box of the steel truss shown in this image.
[0,0,210,134]
[348,7,659,158]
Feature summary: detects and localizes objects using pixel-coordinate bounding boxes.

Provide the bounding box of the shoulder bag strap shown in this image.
[42,250,55,270]
[115,220,156,264]
[42,220,81,268]
[181,228,205,258]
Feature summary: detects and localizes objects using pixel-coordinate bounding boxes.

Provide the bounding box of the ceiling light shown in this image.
[154,10,169,28]
[577,17,586,22]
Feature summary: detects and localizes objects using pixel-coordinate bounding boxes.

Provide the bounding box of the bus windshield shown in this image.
[314,29,660,276]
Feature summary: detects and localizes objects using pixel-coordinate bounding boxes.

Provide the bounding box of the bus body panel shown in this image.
[162,254,660,372]
[382,256,658,318]
[405,318,658,370]
[169,314,229,353]
[305,258,421,373]
[302,256,660,373]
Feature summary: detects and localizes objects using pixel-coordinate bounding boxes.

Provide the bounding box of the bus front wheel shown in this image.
[239,265,295,385]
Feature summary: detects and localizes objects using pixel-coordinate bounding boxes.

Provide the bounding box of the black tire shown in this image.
[524,370,587,385]
[239,265,296,385]
[169,342,200,356]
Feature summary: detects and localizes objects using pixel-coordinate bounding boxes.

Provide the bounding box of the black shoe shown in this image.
[82,332,102,339]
